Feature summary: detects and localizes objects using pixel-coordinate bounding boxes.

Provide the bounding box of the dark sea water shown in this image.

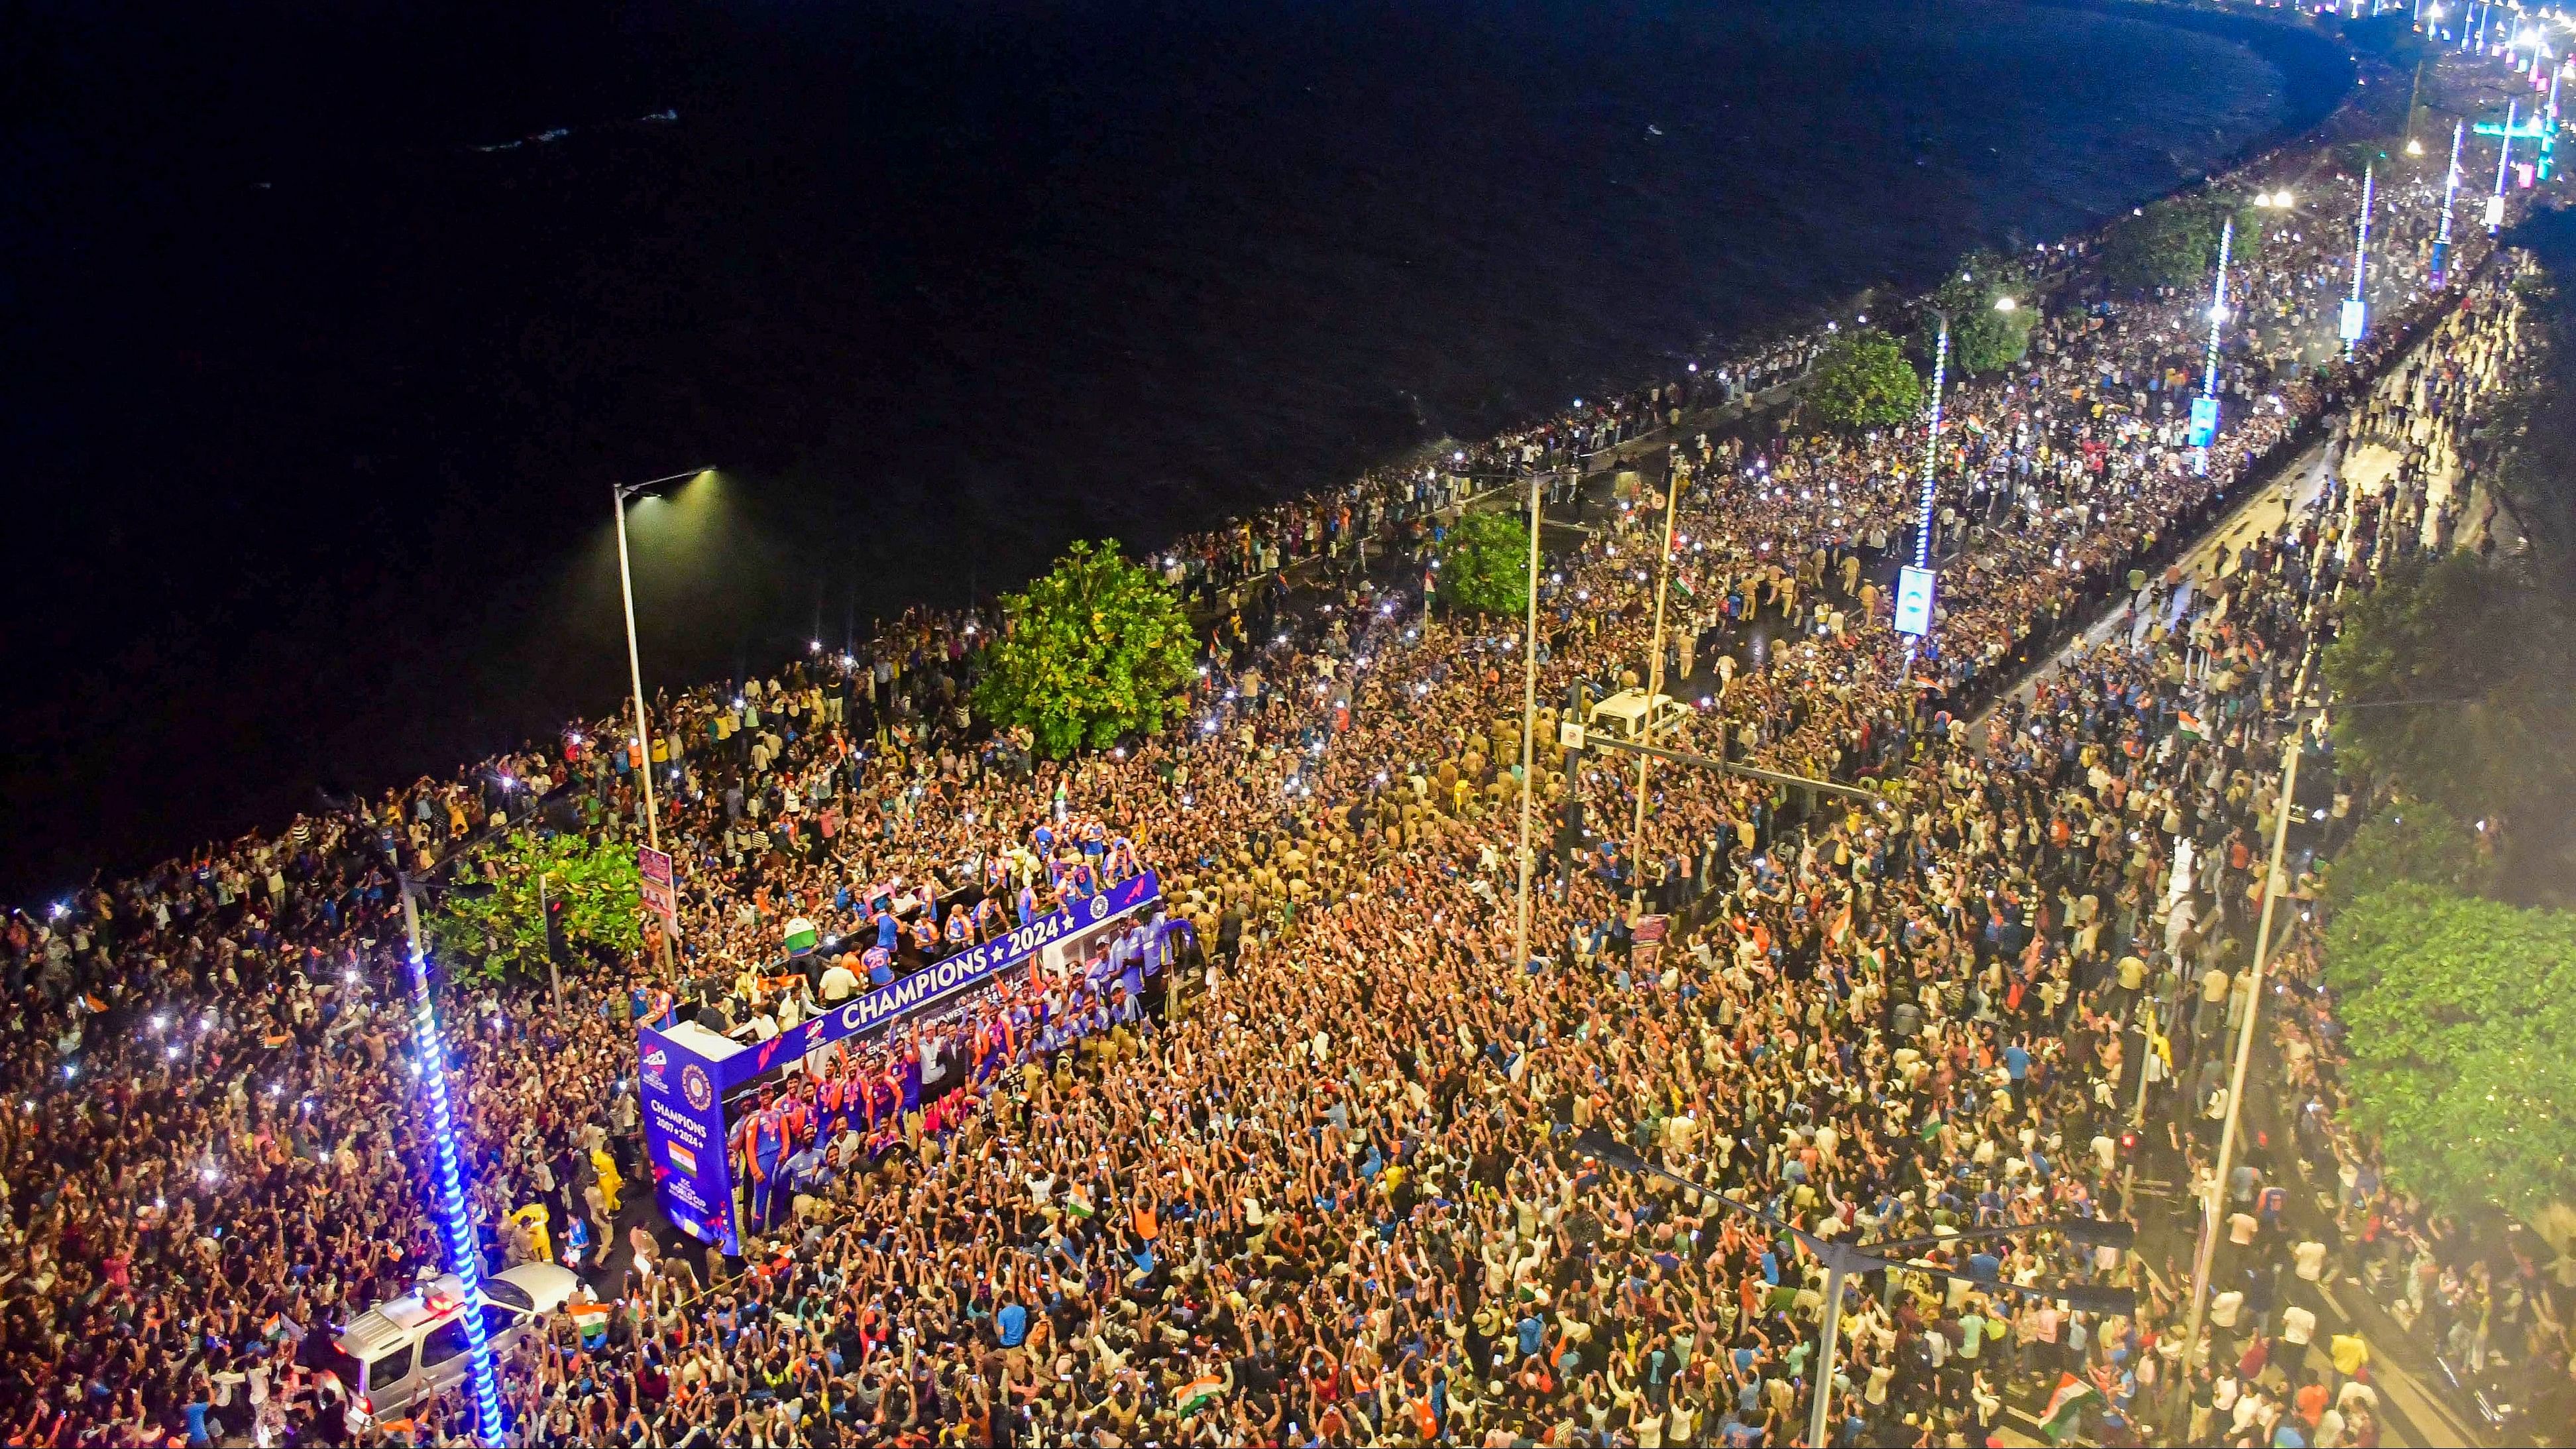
[0,0,2346,899]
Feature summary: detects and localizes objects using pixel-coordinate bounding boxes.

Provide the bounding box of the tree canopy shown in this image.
[1435,506,1531,617]
[974,540,1198,758]
[1917,251,2036,375]
[1805,329,1923,432]
[2322,799,2492,910]
[2101,196,2232,293]
[2322,551,2576,895]
[428,829,640,984]
[2324,883,2576,1220]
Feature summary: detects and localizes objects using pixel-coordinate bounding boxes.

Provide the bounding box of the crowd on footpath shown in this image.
[0,50,2561,1446]
[2148,278,2576,1442]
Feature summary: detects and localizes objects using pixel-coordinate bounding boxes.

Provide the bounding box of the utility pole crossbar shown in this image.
[1572,730,1888,805]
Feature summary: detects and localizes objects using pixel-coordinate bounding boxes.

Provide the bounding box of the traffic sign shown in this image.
[1894,565,1935,637]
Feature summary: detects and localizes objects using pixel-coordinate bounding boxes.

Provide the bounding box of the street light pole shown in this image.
[613,471,704,979]
[1809,1262,1850,1448]
[1915,314,1952,573]
[395,879,510,1447]
[2434,119,2465,288]
[1624,465,1685,915]
[2492,99,2519,234]
[1513,470,1542,972]
[613,485,663,856]
[1899,292,2012,644]
[2182,725,2304,1366]
[2192,216,2235,475]
[2345,164,2375,361]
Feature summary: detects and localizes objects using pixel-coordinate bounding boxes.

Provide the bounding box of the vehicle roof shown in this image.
[335,1273,469,1356]
[494,1261,581,1306]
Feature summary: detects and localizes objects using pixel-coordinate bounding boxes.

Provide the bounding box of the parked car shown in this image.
[306,1263,581,1422]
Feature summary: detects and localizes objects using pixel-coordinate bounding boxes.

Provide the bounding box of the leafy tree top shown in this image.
[1806,329,1923,432]
[428,829,640,985]
[1918,251,2036,376]
[1435,507,1531,617]
[2101,195,2237,294]
[2322,551,2576,892]
[2325,882,2576,1220]
[2323,800,2491,910]
[974,540,1197,760]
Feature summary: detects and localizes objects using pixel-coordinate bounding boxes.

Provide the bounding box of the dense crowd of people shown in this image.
[0,46,2561,1449]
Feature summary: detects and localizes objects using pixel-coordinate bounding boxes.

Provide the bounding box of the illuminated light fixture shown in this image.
[398,887,509,1446]
[2492,100,2521,233]
[2434,119,2464,286]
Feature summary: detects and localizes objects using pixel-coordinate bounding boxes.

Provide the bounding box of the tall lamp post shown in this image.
[612,469,709,977]
[1512,469,1543,972]
[2342,165,2375,360]
[1894,293,2017,648]
[2434,119,2465,288]
[1622,463,1685,915]
[394,878,510,1445]
[2491,99,2520,234]
[2182,722,2308,1366]
[2189,215,2236,472]
[359,787,561,1448]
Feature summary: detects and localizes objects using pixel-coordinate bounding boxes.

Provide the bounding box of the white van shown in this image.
[309,1263,581,1420]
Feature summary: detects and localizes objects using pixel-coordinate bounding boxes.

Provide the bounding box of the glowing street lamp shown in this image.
[612,467,711,975]
[395,878,508,1446]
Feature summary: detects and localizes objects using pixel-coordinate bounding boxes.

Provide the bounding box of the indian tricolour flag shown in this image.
[783,917,819,955]
[1176,1374,1226,1415]
[2038,1372,2101,1443]
[569,1301,610,1347]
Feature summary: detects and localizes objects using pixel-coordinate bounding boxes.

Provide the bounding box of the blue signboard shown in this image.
[2339,298,2367,343]
[2186,396,2219,449]
[1894,565,1935,637]
[2429,239,2449,290]
[639,869,1162,1252]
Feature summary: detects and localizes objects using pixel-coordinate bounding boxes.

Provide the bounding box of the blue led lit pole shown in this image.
[1893,288,2017,673]
[2434,119,2464,286]
[1891,309,1954,665]
[1911,316,1950,574]
[2492,99,2519,234]
[397,881,510,1446]
[2343,165,2375,361]
[2188,216,2233,474]
[2544,67,2561,181]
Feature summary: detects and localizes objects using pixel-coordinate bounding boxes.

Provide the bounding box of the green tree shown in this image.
[1805,329,1923,432]
[1917,250,2036,375]
[2324,799,2492,909]
[2324,883,2576,1219]
[2322,552,2576,893]
[1435,506,1530,616]
[2101,196,2224,292]
[974,540,1197,758]
[427,829,641,983]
